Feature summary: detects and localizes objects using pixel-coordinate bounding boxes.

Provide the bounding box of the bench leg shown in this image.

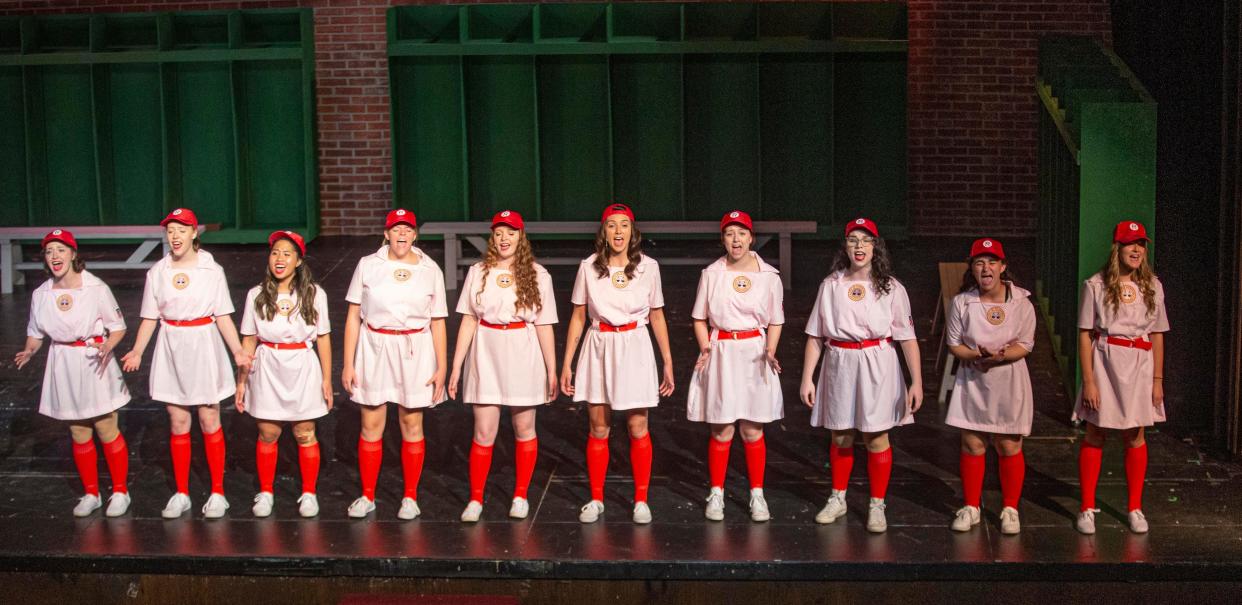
[930,290,944,335]
[937,350,956,406]
[127,239,162,265]
[1,242,13,295]
[445,234,459,290]
[779,233,792,290]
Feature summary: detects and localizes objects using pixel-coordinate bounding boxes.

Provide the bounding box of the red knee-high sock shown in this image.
[867,448,893,499]
[170,432,192,495]
[469,441,494,503]
[513,437,538,499]
[256,439,278,494]
[998,451,1025,509]
[743,435,766,489]
[830,445,855,491]
[708,437,732,489]
[298,441,320,494]
[1125,443,1148,512]
[203,427,226,495]
[72,440,99,496]
[1078,441,1103,511]
[960,451,985,507]
[358,437,383,501]
[101,434,128,494]
[402,439,425,500]
[586,435,609,502]
[630,434,652,503]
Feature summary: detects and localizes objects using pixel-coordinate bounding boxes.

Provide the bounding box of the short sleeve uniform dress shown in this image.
[944,286,1037,436]
[239,284,331,421]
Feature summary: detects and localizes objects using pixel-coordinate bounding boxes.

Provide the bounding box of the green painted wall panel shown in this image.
[759,54,832,222]
[684,55,759,218]
[0,67,25,226]
[464,56,537,220]
[173,62,235,227]
[40,65,98,224]
[391,57,466,221]
[106,64,163,225]
[833,53,906,226]
[239,60,305,228]
[610,55,683,219]
[538,55,612,220]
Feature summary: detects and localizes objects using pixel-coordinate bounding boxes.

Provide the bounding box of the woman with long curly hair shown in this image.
[561,203,674,525]
[1073,220,1168,535]
[799,217,923,533]
[235,231,333,518]
[449,210,558,523]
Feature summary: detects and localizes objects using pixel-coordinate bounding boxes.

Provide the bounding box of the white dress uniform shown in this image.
[344,245,449,408]
[456,262,558,406]
[1072,273,1170,429]
[239,285,331,421]
[806,271,917,432]
[944,286,1037,436]
[27,271,131,420]
[570,253,664,410]
[139,250,235,405]
[685,252,785,424]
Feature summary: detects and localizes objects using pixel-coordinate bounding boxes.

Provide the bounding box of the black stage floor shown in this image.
[0,236,1239,585]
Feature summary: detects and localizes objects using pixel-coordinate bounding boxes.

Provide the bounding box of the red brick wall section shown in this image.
[0,1,1114,237]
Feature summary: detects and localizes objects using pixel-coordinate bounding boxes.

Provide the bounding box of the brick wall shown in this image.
[0,0,1115,237]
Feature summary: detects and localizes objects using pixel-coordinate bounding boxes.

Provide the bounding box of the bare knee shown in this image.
[1123,427,1145,448]
[960,431,987,456]
[863,431,890,452]
[68,423,94,445]
[738,421,764,443]
[197,405,221,434]
[992,435,1023,457]
[511,408,537,442]
[257,421,282,444]
[398,409,424,442]
[93,413,120,443]
[626,411,648,439]
[711,423,735,442]
[166,404,192,435]
[292,422,317,446]
[359,405,387,442]
[1083,422,1106,447]
[831,431,855,449]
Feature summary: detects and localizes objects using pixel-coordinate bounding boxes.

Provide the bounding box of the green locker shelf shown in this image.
[610,55,684,219]
[464,56,539,220]
[390,56,467,221]
[833,53,906,227]
[0,9,318,243]
[759,54,832,222]
[683,55,760,217]
[537,55,613,221]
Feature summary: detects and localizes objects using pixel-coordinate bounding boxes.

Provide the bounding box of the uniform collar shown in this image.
[706,251,778,273]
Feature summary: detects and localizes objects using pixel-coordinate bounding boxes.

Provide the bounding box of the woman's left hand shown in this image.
[322,379,335,411]
[906,381,924,414]
[659,362,675,397]
[427,369,446,403]
[765,351,782,374]
[1152,380,1164,407]
[546,369,559,402]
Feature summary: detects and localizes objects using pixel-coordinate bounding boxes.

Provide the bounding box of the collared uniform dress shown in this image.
[685,253,785,424]
[239,285,331,421]
[27,271,131,420]
[570,254,664,410]
[139,250,235,405]
[456,262,558,406]
[806,271,917,432]
[345,246,448,408]
[944,286,1037,436]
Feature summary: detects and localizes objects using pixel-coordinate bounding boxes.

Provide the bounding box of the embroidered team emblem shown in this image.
[496,273,514,288]
[277,298,295,316]
[985,306,1006,326]
[611,272,630,289]
[1120,284,1137,304]
[847,283,866,302]
[56,294,73,312]
[172,273,190,290]
[393,268,411,282]
[732,275,752,293]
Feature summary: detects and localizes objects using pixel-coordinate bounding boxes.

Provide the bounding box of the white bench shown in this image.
[419,221,820,291]
[0,225,208,294]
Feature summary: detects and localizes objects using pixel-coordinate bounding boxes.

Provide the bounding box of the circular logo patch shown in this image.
[982,240,993,248]
[729,211,740,219]
[611,271,630,289]
[395,209,406,216]
[496,273,514,288]
[500,211,511,218]
[277,298,295,316]
[985,306,1006,326]
[172,209,183,216]
[732,275,752,294]
[56,294,73,312]
[1120,284,1138,304]
[1129,222,1139,231]
[172,273,190,290]
[847,283,866,302]
[52,229,62,236]
[393,268,411,282]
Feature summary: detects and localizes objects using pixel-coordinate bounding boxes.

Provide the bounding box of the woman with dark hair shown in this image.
[944,238,1036,535]
[1073,220,1168,535]
[800,217,923,533]
[561,203,674,525]
[449,210,558,523]
[235,231,332,518]
[15,229,133,517]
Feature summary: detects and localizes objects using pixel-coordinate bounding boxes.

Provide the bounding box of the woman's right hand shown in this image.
[448,368,461,400]
[341,365,358,396]
[120,350,141,372]
[1081,380,1101,410]
[14,349,34,370]
[800,379,816,408]
[693,347,711,372]
[234,383,247,413]
[560,366,575,397]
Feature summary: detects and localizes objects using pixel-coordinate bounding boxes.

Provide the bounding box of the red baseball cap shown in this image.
[601,203,635,224]
[720,210,753,232]
[385,208,417,230]
[491,210,524,231]
[845,217,879,238]
[969,237,1005,260]
[269,230,306,256]
[160,208,198,229]
[41,229,77,251]
[1113,220,1148,244]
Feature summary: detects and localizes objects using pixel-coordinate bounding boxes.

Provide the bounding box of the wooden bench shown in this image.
[934,262,969,406]
[0,225,208,294]
[420,221,820,291]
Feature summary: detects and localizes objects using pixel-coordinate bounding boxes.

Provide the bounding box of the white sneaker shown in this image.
[397,497,421,520]
[252,492,274,518]
[73,493,102,517]
[347,496,375,518]
[866,498,887,533]
[509,497,529,519]
[1076,508,1098,535]
[161,492,192,519]
[297,493,319,518]
[1128,509,1149,534]
[202,493,230,519]
[704,486,725,521]
[461,500,483,523]
[632,501,652,525]
[950,505,981,532]
[105,492,131,518]
[999,506,1021,535]
[579,499,605,523]
[749,488,771,523]
[815,490,848,524]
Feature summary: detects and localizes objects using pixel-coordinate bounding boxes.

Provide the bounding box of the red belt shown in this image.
[480,320,527,330]
[59,335,104,347]
[164,316,213,327]
[367,323,424,336]
[1104,335,1152,351]
[259,340,312,350]
[598,321,638,333]
[828,337,892,349]
[715,329,762,341]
